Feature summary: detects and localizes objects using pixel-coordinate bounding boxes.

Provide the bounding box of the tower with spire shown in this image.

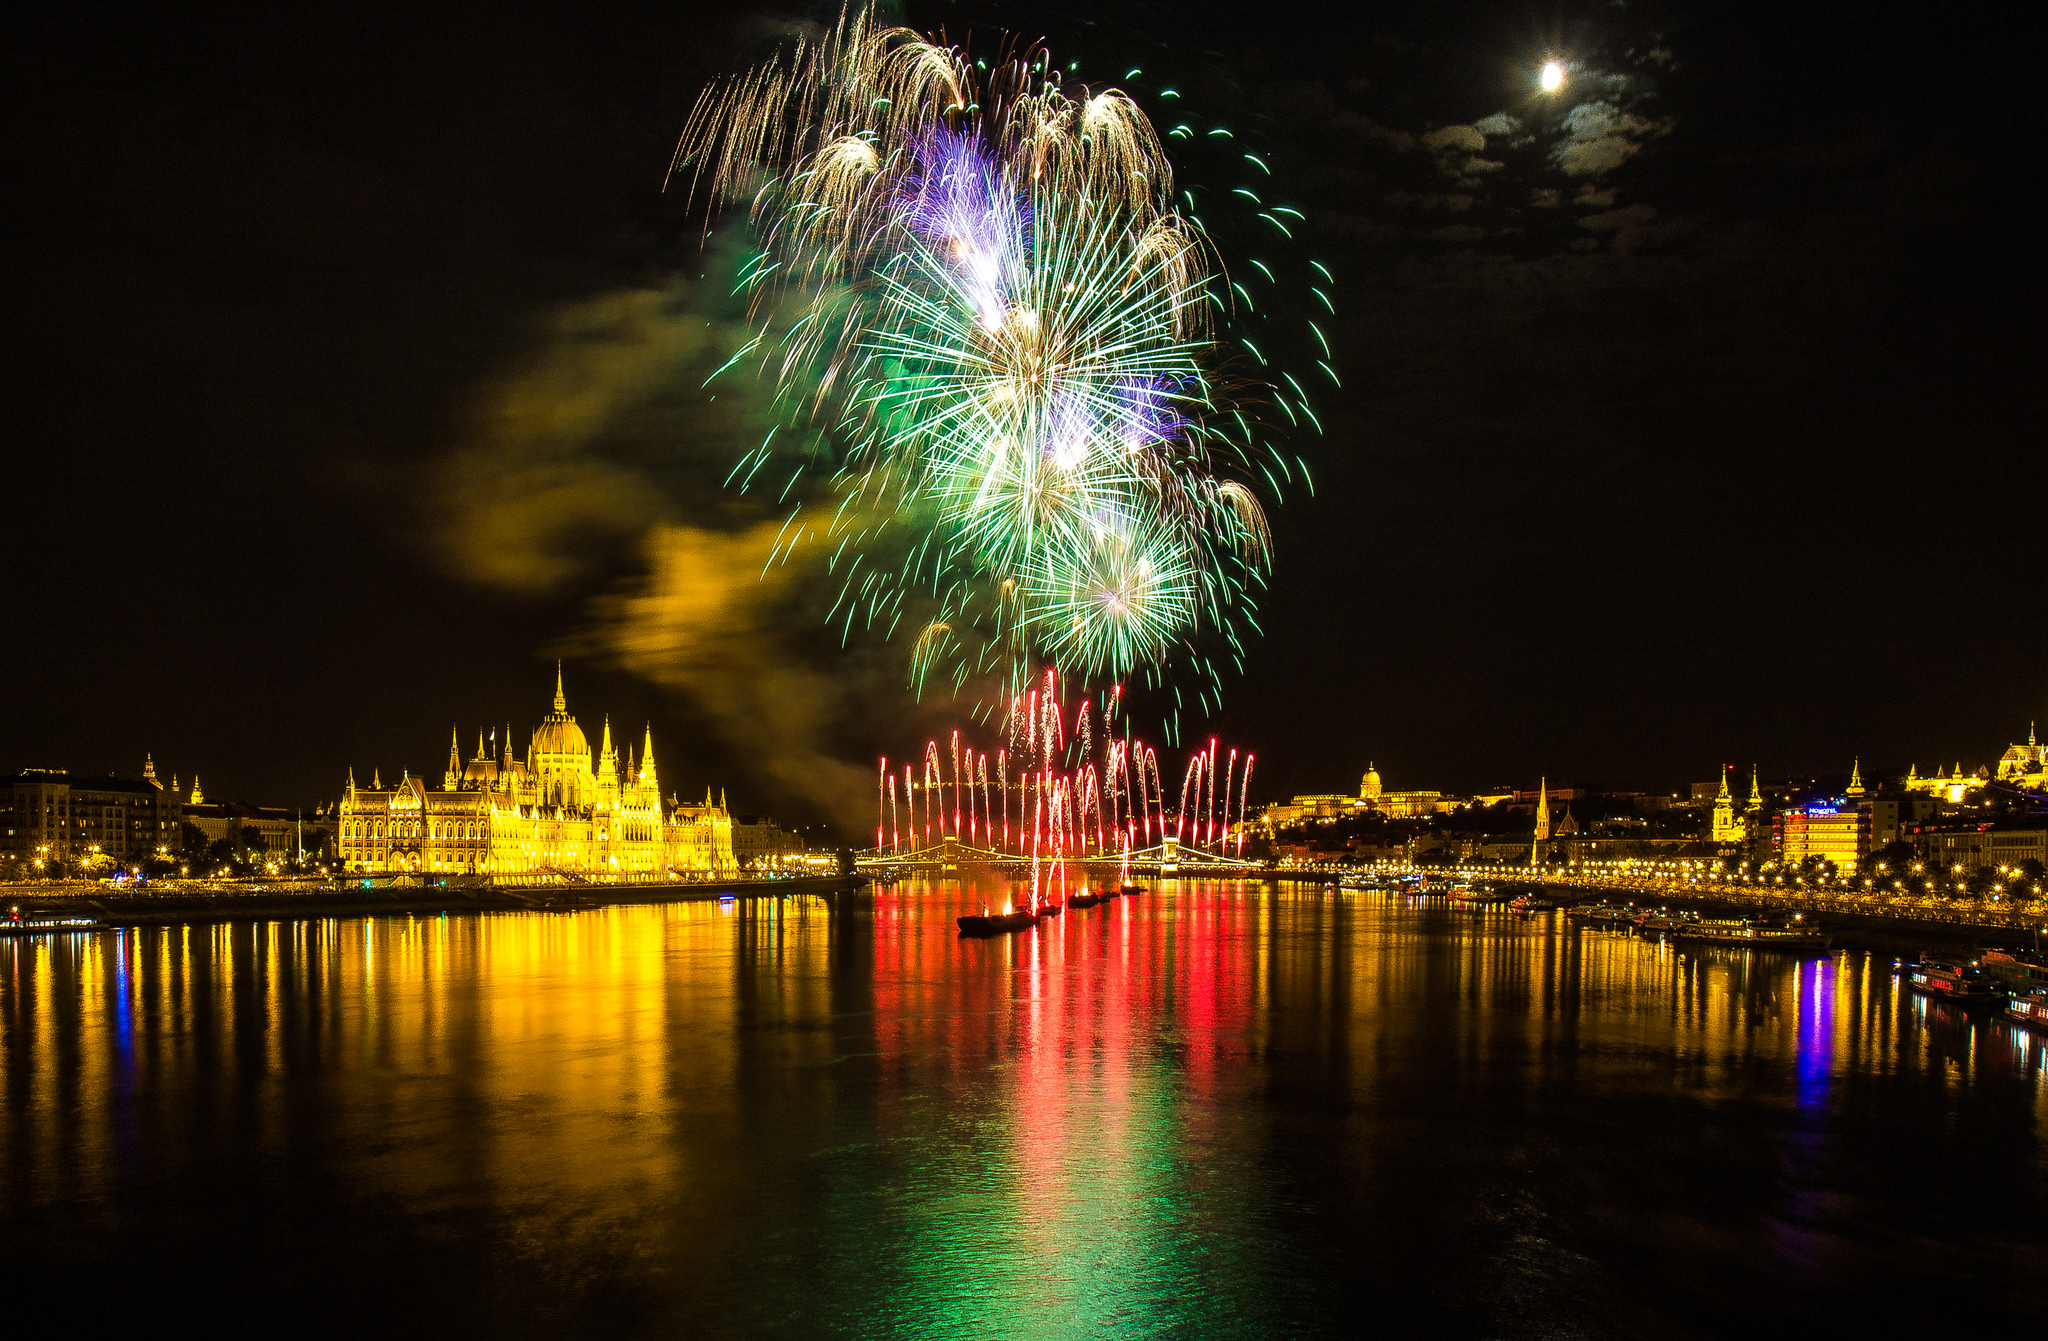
[1845,757,1865,797]
[1711,765,1742,843]
[1530,777,1549,866]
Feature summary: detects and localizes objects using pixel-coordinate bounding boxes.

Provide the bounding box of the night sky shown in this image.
[6,1,2040,829]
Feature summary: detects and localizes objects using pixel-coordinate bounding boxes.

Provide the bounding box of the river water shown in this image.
[4,879,2046,1336]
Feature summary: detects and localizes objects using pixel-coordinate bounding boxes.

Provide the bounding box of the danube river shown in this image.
[4,880,2046,1335]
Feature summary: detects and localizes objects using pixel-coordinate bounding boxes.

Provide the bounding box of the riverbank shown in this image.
[1,874,864,928]
[1528,877,2041,957]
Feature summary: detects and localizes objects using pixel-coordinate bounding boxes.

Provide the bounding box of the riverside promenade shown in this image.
[1,872,864,928]
[1521,870,2048,934]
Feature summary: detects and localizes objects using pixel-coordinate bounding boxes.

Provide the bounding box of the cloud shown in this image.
[431,255,915,826]
[1422,125,1485,155]
[1576,203,1692,251]
[1556,135,1639,177]
[1552,100,1672,177]
[1463,157,1504,174]
[1573,185,1618,207]
[434,288,705,592]
[1473,113,1519,137]
[1579,204,1659,232]
[1390,192,1474,212]
[576,523,879,830]
[1329,111,1415,154]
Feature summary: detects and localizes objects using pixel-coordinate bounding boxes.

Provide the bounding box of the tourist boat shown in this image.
[1633,911,1684,935]
[1980,949,2048,994]
[2006,990,2048,1031]
[1444,887,1509,906]
[1671,918,1832,951]
[1,911,105,936]
[1901,958,2006,1007]
[957,910,1037,936]
[1509,893,1564,913]
[1566,903,1635,927]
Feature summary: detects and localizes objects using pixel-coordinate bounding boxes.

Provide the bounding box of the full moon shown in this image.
[1540,60,1565,92]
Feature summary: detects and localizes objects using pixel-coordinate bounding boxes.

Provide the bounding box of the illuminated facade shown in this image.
[1774,805,1866,871]
[1997,724,2048,788]
[1914,826,2048,873]
[1,763,183,864]
[1903,762,1984,804]
[336,670,735,877]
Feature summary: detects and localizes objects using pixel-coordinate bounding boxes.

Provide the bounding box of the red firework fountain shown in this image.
[876,671,1256,921]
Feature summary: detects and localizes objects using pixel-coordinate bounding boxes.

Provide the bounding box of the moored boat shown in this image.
[1069,891,1103,909]
[1980,949,2048,994]
[2007,989,2048,1031]
[1672,917,1832,951]
[1566,903,1635,927]
[1509,893,1564,913]
[1119,884,1147,896]
[1901,958,2006,1007]
[1,912,105,936]
[1634,911,1683,934]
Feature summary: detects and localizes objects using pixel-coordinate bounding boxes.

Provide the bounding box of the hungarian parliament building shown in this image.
[337,671,736,877]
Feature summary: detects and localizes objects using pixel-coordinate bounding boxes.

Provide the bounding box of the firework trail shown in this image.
[671,6,1319,711]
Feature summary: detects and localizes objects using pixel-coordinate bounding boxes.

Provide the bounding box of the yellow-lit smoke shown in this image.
[433,268,913,830]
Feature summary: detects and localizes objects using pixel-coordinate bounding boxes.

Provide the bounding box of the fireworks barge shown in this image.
[957,910,1037,936]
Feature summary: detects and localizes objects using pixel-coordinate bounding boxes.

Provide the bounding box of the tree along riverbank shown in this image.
[1,874,864,928]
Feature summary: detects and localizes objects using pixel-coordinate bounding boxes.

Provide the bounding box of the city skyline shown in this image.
[7,4,2046,1333]
[6,0,2039,821]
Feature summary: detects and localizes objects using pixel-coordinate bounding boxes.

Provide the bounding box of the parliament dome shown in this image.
[531,665,589,758]
[532,716,588,757]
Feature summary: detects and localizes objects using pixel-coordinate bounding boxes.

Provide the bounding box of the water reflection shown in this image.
[4,881,2047,1334]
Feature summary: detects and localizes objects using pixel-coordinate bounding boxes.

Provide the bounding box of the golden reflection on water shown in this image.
[5,883,2048,1334]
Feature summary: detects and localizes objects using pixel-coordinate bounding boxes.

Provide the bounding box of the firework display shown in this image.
[672,7,1322,711]
[874,670,1254,876]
